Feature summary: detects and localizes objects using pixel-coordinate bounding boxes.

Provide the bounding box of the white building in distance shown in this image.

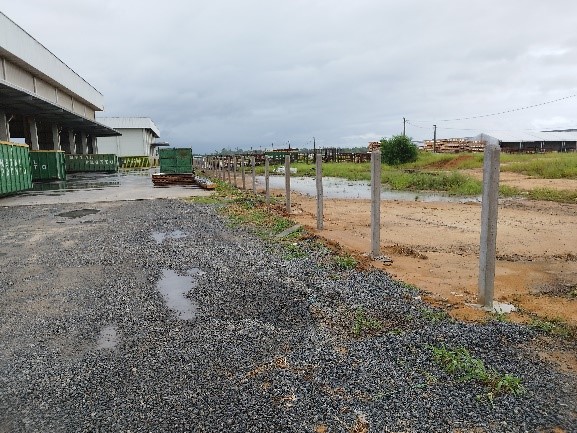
[96,117,164,157]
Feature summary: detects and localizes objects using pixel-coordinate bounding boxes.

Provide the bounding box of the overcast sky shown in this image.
[3,1,577,153]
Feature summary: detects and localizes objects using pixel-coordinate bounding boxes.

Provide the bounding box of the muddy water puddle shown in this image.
[256,176,481,202]
[56,208,100,218]
[156,269,205,320]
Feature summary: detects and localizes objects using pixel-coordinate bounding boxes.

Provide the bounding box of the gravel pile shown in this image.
[0,199,576,432]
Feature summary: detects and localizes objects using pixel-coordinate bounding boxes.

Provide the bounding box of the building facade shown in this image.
[0,12,119,153]
[96,117,161,157]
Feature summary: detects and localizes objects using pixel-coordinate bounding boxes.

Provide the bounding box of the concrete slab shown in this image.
[0,169,212,206]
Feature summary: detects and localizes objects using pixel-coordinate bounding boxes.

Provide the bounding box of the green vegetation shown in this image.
[430,345,524,403]
[380,135,419,165]
[529,317,574,338]
[526,188,577,203]
[501,152,577,178]
[420,307,451,324]
[283,243,308,260]
[334,253,358,270]
[351,307,383,337]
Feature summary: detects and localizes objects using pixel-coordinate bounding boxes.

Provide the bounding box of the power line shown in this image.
[409,93,577,124]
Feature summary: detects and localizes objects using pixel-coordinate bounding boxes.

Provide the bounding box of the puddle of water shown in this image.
[152,230,187,244]
[255,176,481,203]
[96,325,119,349]
[156,269,200,320]
[56,208,100,218]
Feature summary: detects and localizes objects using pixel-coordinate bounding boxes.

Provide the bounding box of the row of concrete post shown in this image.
[198,145,501,310]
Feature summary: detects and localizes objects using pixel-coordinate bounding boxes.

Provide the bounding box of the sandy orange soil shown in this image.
[245,170,577,329]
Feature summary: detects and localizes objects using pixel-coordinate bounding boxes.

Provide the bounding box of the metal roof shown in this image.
[96,117,160,138]
[479,130,577,143]
[0,12,103,110]
[0,81,120,137]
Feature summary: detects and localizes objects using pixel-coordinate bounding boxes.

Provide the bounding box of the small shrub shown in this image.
[380,135,418,166]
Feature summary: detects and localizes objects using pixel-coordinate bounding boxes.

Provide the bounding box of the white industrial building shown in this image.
[0,12,119,152]
[96,117,164,157]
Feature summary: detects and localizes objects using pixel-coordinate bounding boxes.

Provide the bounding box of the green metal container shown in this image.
[29,151,67,181]
[159,148,193,174]
[0,141,33,195]
[65,154,119,173]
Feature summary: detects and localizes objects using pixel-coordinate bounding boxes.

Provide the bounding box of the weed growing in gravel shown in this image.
[283,243,307,260]
[334,254,357,270]
[430,345,524,402]
[351,308,383,337]
[420,307,451,324]
[529,317,573,338]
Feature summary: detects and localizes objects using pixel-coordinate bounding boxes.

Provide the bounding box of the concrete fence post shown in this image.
[478,143,501,310]
[265,156,270,209]
[371,150,381,257]
[227,157,232,183]
[316,152,323,230]
[251,156,256,194]
[241,156,246,189]
[233,155,238,187]
[285,155,291,214]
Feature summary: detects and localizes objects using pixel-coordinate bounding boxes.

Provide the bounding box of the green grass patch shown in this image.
[283,243,308,260]
[430,345,524,403]
[501,152,577,179]
[351,307,383,337]
[529,317,574,338]
[334,254,358,270]
[382,170,482,195]
[526,188,577,203]
[420,307,451,324]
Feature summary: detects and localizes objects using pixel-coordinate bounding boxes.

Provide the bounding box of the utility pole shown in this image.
[403,117,406,136]
[433,124,437,153]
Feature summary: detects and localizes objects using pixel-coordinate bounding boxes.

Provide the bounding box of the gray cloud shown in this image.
[3,0,577,152]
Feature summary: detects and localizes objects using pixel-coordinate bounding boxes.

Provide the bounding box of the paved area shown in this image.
[0,169,211,207]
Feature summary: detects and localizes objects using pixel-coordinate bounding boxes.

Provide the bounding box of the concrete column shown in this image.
[370,150,381,257]
[69,131,76,154]
[92,136,98,154]
[0,111,8,142]
[51,124,61,151]
[478,143,501,309]
[28,118,39,151]
[80,132,88,154]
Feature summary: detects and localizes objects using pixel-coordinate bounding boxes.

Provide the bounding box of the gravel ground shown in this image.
[0,198,576,433]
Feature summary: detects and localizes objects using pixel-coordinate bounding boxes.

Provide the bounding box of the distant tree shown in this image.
[380,135,418,165]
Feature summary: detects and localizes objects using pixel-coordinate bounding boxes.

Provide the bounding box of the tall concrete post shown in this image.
[251,156,256,194]
[285,155,291,214]
[92,136,98,154]
[0,111,9,141]
[265,156,270,209]
[28,118,39,151]
[370,149,381,257]
[52,124,61,151]
[316,152,323,230]
[478,143,501,309]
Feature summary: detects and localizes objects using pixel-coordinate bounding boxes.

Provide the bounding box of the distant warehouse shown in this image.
[496,130,577,153]
[96,117,168,159]
[0,12,119,153]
